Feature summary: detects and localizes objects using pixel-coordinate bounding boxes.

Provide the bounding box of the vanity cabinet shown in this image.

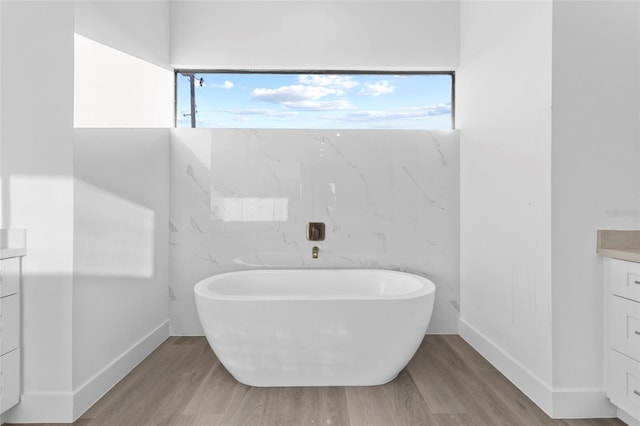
[604,258,640,424]
[0,256,21,414]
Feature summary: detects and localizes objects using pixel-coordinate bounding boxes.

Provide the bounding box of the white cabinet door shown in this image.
[0,349,20,414]
[0,295,19,356]
[0,258,20,298]
[611,295,640,362]
[610,349,640,421]
[611,259,640,303]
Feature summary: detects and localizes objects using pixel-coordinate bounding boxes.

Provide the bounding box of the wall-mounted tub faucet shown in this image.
[306,222,325,241]
[312,246,319,259]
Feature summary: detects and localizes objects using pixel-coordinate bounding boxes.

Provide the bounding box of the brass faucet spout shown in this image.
[312,246,319,259]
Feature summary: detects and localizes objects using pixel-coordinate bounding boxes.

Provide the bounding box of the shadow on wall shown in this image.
[8,174,155,278]
[74,179,155,278]
[5,172,168,403]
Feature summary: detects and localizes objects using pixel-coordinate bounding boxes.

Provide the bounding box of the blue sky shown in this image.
[176,72,452,129]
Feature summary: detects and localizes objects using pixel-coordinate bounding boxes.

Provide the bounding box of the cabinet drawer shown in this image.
[612,295,640,361]
[610,259,640,303]
[0,294,19,356]
[609,349,640,420]
[0,258,20,297]
[1,349,20,414]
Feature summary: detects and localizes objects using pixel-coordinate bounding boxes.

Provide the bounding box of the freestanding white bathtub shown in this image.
[194,269,435,387]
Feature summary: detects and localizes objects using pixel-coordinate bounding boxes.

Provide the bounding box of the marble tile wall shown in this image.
[170,128,459,334]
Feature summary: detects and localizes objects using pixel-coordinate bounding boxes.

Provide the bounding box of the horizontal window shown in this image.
[175,71,454,130]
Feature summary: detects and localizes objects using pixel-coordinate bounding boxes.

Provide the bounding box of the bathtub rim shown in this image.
[193,268,435,302]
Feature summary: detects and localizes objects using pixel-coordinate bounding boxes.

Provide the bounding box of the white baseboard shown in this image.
[4,320,170,424]
[459,318,617,419]
[458,318,554,415]
[3,391,73,423]
[618,408,640,426]
[553,388,616,419]
[72,320,170,420]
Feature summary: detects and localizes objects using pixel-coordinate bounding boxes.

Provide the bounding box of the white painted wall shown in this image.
[459,0,554,413]
[459,0,640,419]
[72,129,170,418]
[2,1,172,422]
[170,0,459,70]
[74,34,174,128]
[0,0,3,232]
[75,0,170,69]
[71,1,172,420]
[74,1,173,128]
[551,0,640,395]
[1,0,76,421]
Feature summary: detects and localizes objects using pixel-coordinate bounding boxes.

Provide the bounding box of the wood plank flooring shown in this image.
[9,335,625,426]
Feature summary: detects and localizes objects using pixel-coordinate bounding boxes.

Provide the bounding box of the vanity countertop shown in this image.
[0,247,26,259]
[597,230,640,263]
[0,229,26,259]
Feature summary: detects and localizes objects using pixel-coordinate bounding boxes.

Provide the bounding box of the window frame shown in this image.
[174,69,455,130]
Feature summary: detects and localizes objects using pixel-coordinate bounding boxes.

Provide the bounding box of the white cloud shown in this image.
[279,100,353,111]
[252,85,339,103]
[223,108,270,115]
[251,84,353,111]
[211,80,234,89]
[407,104,452,114]
[324,103,451,122]
[222,108,299,117]
[358,80,395,97]
[297,75,358,91]
[270,111,299,117]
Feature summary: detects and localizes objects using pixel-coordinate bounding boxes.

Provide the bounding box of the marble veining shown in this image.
[430,133,448,166]
[401,165,446,211]
[170,128,460,334]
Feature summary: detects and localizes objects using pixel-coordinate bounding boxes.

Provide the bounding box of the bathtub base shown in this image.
[227,368,401,388]
[200,298,429,388]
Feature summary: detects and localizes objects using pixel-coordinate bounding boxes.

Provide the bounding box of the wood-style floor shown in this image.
[10,335,625,426]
